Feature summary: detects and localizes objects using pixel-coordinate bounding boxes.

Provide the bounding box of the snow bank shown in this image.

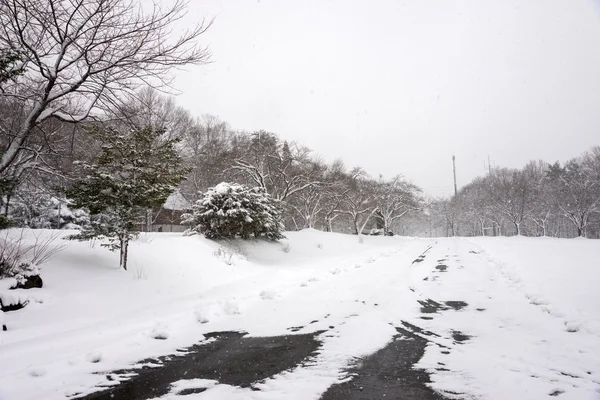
[468,236,600,334]
[411,237,600,400]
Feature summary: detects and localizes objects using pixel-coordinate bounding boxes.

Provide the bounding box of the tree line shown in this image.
[0,0,422,241]
[2,0,597,244]
[428,148,600,238]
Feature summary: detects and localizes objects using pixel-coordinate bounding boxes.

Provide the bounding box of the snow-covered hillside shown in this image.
[0,230,599,400]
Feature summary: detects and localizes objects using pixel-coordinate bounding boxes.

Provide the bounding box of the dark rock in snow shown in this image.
[0,298,29,312]
[11,274,43,289]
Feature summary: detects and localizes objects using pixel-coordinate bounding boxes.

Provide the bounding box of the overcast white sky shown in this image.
[173,0,600,197]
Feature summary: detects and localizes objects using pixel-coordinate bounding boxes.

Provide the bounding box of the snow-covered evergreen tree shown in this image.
[5,191,89,230]
[182,182,285,240]
[67,126,189,270]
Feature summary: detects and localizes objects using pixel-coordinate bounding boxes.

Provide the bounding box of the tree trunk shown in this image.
[146,208,153,232]
[353,216,360,235]
[291,217,300,231]
[119,238,129,270]
[57,201,63,229]
[306,213,313,229]
[542,222,547,237]
[4,193,10,217]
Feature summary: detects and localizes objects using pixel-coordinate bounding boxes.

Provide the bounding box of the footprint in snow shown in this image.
[29,367,47,377]
[259,290,277,300]
[150,323,169,340]
[86,352,103,363]
[564,321,580,333]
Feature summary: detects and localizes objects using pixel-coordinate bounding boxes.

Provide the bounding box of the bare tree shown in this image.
[287,159,347,230]
[547,158,600,237]
[231,131,316,201]
[430,198,460,237]
[458,178,492,236]
[374,175,421,235]
[0,0,211,178]
[336,168,378,235]
[487,168,536,235]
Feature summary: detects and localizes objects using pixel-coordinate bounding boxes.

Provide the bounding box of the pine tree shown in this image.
[0,48,24,88]
[67,126,189,270]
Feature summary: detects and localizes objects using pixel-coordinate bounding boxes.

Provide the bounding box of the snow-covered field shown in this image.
[1,230,599,400]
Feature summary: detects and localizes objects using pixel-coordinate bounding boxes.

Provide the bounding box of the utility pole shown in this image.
[452,155,458,197]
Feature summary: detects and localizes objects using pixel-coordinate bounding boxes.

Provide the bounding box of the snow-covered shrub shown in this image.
[213,246,234,265]
[182,183,285,241]
[132,232,153,244]
[0,215,12,230]
[7,192,55,229]
[132,264,148,280]
[86,352,103,363]
[281,243,291,253]
[150,322,169,340]
[7,191,89,230]
[48,203,90,230]
[0,230,65,285]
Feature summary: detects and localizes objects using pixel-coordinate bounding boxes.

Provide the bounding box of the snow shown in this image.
[163,191,190,211]
[411,237,600,400]
[1,230,599,400]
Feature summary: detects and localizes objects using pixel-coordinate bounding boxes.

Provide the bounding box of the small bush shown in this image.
[281,243,291,253]
[0,216,12,230]
[316,243,323,249]
[132,264,148,280]
[86,352,103,363]
[214,246,234,265]
[182,183,285,241]
[0,230,65,284]
[133,233,153,244]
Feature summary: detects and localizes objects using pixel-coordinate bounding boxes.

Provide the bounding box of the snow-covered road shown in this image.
[1,231,599,400]
[178,238,600,400]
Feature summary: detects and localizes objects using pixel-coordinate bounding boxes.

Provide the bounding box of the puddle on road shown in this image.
[419,299,445,314]
[77,331,322,400]
[419,299,468,314]
[445,301,468,311]
[451,330,472,343]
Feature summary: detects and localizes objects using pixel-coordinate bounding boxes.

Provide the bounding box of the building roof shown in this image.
[163,191,191,211]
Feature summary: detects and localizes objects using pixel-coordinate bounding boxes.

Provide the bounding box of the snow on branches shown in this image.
[182,182,285,241]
